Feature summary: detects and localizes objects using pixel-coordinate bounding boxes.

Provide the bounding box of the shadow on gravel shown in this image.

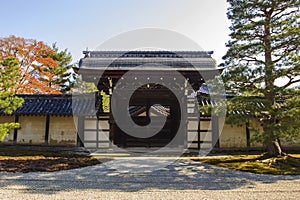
[0,158,299,194]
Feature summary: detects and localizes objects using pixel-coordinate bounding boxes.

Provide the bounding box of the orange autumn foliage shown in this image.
[0,35,61,94]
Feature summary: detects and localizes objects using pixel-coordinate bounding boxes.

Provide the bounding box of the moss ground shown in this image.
[193,154,300,175]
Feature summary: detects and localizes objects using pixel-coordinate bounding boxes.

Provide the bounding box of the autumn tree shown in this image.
[221,0,300,156]
[0,57,24,140]
[0,35,62,94]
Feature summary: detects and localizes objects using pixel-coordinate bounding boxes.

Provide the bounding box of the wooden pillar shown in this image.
[197,114,201,150]
[108,77,114,148]
[45,115,50,145]
[77,116,84,147]
[212,115,220,148]
[246,122,250,148]
[96,118,99,149]
[13,115,19,144]
[183,79,188,148]
[182,95,187,148]
[146,99,150,148]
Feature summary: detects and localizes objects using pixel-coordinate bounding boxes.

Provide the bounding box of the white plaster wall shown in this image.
[49,116,77,145]
[248,119,264,147]
[17,116,46,144]
[220,122,247,148]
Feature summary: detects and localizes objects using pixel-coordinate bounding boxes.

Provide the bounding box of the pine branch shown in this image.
[281,78,300,89]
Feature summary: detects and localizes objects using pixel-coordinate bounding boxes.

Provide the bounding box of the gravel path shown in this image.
[0,157,299,199]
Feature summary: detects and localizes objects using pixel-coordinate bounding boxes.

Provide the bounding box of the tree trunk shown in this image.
[262,15,283,158]
[266,138,283,157]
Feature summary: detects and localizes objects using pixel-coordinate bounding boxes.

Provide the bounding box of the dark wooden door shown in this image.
[112,115,178,148]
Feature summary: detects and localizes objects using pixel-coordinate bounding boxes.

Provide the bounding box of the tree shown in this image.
[71,75,98,94]
[221,0,300,156]
[48,43,77,93]
[0,35,61,94]
[0,57,24,140]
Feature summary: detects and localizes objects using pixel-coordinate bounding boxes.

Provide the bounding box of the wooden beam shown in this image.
[13,115,19,144]
[45,115,50,145]
[246,122,250,148]
[197,115,201,150]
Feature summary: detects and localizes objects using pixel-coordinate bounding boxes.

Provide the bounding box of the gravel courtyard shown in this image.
[0,157,299,199]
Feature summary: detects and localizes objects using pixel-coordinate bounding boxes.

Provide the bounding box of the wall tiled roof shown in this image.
[1,94,173,116]
[16,94,72,115]
[2,94,170,116]
[1,93,283,117]
[0,94,98,116]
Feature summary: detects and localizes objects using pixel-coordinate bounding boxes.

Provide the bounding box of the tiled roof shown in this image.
[78,51,218,71]
[84,51,215,58]
[16,94,72,115]
[1,94,172,116]
[0,94,98,116]
[1,93,284,117]
[129,105,170,117]
[198,83,210,94]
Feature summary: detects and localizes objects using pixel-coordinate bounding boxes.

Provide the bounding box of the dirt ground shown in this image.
[0,155,101,173]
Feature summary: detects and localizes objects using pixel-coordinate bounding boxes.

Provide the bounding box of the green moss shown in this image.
[193,154,300,175]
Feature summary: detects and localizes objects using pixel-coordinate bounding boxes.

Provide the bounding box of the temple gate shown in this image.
[75,51,222,151]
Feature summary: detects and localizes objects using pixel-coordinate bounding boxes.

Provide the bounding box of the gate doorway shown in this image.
[111,84,184,148]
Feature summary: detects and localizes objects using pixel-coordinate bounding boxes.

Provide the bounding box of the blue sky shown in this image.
[0,0,230,64]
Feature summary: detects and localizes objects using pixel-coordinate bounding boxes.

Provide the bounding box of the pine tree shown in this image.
[48,43,76,93]
[0,57,24,140]
[222,0,300,156]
